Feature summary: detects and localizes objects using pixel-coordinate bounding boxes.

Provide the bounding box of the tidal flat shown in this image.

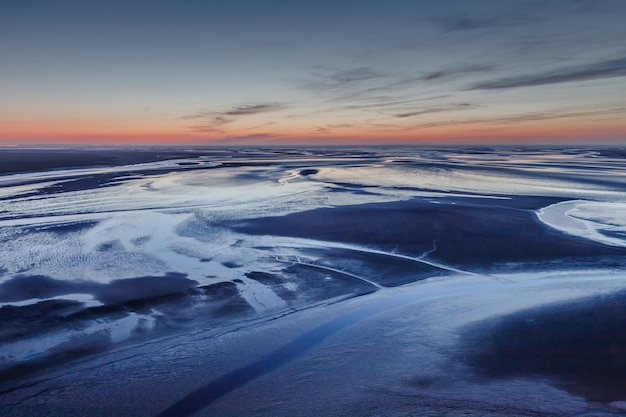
[1,146,626,416]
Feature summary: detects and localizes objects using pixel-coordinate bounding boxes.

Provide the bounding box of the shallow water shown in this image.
[1,146,626,415]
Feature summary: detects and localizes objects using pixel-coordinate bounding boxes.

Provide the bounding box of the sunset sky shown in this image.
[1,0,625,145]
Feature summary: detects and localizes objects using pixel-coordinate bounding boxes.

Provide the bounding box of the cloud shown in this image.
[408,106,626,129]
[314,123,355,134]
[468,58,626,90]
[332,95,454,111]
[394,103,477,118]
[238,121,277,131]
[430,1,608,33]
[303,67,462,112]
[327,123,355,128]
[182,103,285,133]
[431,8,539,33]
[182,103,284,120]
[302,66,385,93]
[421,65,496,81]
[326,67,382,84]
[301,64,490,112]
[223,103,284,116]
[187,116,233,133]
[303,63,489,110]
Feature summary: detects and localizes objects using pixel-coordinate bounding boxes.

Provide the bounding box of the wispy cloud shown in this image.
[408,106,626,129]
[421,64,496,81]
[303,63,492,109]
[187,116,232,133]
[325,95,454,112]
[430,0,606,34]
[326,67,382,83]
[468,57,626,90]
[182,103,284,120]
[301,65,466,114]
[182,103,286,133]
[302,66,385,93]
[394,103,477,118]
[223,103,284,116]
[431,10,538,32]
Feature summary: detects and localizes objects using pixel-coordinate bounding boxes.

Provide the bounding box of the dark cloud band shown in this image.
[469,58,626,90]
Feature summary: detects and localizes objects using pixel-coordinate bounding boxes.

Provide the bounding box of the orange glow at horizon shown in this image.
[2,103,625,145]
[2,120,625,145]
[2,1,626,147]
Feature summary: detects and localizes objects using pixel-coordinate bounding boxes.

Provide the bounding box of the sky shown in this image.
[1,0,625,145]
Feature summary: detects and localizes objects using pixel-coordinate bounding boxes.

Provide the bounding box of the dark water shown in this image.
[1,146,626,415]
[156,291,421,417]
[462,290,626,402]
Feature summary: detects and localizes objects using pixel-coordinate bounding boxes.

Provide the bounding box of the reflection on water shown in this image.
[156,291,420,417]
[1,146,626,402]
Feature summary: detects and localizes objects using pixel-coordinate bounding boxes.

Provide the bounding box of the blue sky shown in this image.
[1,0,625,144]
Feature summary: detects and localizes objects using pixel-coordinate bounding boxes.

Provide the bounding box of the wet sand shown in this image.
[2,146,626,416]
[462,290,626,402]
[229,197,626,271]
[0,148,228,175]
